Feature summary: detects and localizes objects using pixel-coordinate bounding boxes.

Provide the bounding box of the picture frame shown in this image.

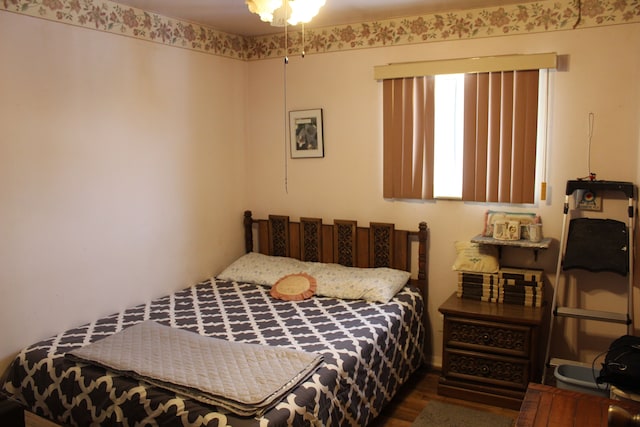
[575,189,602,211]
[289,108,324,158]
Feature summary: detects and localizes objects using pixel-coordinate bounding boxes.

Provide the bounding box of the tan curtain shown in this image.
[383,77,435,199]
[462,70,539,203]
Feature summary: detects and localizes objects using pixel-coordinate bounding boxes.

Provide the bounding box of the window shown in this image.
[377,53,556,204]
[433,73,464,198]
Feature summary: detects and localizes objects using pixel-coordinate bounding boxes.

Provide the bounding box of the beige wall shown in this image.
[245,24,640,366]
[1,7,639,375]
[0,12,248,372]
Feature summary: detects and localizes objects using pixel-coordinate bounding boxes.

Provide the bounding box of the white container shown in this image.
[494,220,521,240]
[554,364,609,397]
[527,224,543,242]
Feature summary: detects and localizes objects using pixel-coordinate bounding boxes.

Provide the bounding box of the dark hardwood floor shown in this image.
[369,366,520,427]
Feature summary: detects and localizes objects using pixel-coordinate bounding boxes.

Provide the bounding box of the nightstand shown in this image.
[437,292,546,410]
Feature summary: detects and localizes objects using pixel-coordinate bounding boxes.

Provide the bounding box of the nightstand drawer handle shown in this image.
[482,334,491,344]
[480,365,490,375]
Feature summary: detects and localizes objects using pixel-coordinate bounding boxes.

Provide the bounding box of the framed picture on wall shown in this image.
[289,108,324,158]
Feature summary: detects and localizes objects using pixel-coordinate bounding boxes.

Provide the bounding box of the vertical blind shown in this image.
[463,70,539,203]
[383,69,540,204]
[383,77,434,200]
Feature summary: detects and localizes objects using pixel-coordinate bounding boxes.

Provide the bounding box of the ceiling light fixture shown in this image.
[246,0,326,26]
[245,0,326,194]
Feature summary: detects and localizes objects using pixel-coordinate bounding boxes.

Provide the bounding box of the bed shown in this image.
[1,211,429,427]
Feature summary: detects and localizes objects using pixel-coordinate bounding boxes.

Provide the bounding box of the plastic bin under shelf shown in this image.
[554,364,609,397]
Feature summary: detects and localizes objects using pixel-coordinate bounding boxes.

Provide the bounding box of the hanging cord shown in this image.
[591,349,609,392]
[301,23,306,58]
[540,69,550,200]
[587,112,595,180]
[283,9,289,194]
[578,112,596,181]
[588,112,594,177]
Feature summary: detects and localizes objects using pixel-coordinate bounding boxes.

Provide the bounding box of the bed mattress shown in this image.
[1,278,425,426]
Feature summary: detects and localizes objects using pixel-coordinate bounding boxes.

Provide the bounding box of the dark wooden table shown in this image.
[516,383,640,427]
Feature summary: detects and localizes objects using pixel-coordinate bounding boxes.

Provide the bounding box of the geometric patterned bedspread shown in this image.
[1,278,425,427]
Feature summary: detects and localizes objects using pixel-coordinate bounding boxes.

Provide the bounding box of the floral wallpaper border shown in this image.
[2,0,639,61]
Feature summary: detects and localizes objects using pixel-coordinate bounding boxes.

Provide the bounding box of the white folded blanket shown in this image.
[68,321,323,416]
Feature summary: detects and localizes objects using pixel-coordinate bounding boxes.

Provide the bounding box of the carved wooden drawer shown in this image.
[445,317,532,358]
[437,292,545,410]
[443,348,530,390]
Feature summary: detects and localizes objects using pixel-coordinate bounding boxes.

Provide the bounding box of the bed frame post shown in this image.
[417,221,429,359]
[417,221,428,286]
[244,210,254,253]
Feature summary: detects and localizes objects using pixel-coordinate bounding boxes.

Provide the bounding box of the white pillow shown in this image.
[451,241,499,273]
[306,262,410,303]
[216,252,411,303]
[216,252,307,286]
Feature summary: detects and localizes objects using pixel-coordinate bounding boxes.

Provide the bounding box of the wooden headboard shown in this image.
[243,210,429,306]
